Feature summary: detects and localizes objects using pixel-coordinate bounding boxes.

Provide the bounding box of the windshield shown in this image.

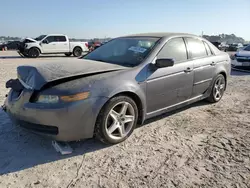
[34,35,47,41]
[83,37,160,67]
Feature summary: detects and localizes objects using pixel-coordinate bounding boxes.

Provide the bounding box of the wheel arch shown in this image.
[29,46,41,53]
[96,91,145,126]
[73,46,83,51]
[218,71,227,90]
[111,91,144,125]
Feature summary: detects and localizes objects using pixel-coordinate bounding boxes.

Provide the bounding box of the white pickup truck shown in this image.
[17,34,89,58]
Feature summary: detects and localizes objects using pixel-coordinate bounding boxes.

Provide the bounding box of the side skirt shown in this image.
[145,94,209,120]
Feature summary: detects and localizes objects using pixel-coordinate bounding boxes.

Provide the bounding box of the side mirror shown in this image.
[42,39,48,44]
[155,58,174,68]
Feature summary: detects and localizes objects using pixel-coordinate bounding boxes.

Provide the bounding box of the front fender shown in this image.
[107,82,147,123]
[26,43,42,52]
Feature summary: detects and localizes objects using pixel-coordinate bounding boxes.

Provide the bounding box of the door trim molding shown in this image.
[194,78,212,86]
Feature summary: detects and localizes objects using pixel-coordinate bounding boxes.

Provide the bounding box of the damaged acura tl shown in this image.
[2,33,231,144]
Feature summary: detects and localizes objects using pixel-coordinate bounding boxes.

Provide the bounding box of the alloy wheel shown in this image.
[213,77,225,101]
[105,101,135,140]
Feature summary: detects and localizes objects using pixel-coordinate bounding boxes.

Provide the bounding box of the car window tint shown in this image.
[186,38,207,58]
[56,36,67,42]
[244,45,250,51]
[157,37,187,63]
[203,41,212,56]
[45,36,56,43]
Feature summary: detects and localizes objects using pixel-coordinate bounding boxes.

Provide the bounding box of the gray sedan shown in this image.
[3,33,231,144]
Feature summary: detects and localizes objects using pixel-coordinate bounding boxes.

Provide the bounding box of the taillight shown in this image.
[85,43,88,48]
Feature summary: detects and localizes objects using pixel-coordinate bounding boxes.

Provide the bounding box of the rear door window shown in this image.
[157,37,188,63]
[186,38,207,59]
[55,36,67,42]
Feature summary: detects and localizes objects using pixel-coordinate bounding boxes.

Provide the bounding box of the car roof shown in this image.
[121,32,199,38]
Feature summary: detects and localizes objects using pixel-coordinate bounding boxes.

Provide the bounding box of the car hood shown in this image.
[17,59,129,90]
[236,50,250,57]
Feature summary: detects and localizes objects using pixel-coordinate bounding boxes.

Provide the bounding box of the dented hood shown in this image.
[17,59,128,90]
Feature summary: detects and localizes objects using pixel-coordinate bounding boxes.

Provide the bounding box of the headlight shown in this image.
[37,95,59,103]
[25,44,28,48]
[36,92,90,103]
[60,92,90,102]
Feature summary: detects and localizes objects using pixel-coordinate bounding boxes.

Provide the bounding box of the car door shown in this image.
[55,36,69,53]
[41,36,58,53]
[185,37,215,97]
[146,37,194,113]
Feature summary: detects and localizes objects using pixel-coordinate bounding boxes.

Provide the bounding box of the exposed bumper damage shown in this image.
[2,60,128,141]
[3,88,108,141]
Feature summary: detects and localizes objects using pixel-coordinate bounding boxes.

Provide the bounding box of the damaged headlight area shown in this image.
[36,95,59,104]
[35,92,90,104]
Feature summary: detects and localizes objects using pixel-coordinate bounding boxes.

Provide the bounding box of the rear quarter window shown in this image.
[203,41,213,56]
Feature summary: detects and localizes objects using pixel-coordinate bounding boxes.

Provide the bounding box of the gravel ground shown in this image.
[0,51,249,188]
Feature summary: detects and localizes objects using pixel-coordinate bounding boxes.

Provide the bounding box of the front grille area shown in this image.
[236,58,250,62]
[18,120,59,135]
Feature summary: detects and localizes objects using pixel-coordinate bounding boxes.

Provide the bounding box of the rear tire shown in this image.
[73,47,82,57]
[28,48,40,58]
[206,74,226,103]
[65,52,72,57]
[95,96,138,144]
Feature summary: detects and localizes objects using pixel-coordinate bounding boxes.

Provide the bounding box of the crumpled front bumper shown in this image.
[3,89,108,141]
[17,44,29,57]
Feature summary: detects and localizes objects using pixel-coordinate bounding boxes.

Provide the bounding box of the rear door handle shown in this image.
[184,67,193,73]
[210,62,216,66]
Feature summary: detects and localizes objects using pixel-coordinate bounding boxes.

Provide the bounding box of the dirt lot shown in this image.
[0,51,249,188]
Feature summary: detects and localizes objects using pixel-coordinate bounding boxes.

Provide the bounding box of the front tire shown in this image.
[28,48,40,58]
[206,74,226,103]
[73,47,82,57]
[95,96,138,144]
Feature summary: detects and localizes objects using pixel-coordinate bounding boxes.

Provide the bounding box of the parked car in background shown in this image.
[227,43,243,52]
[17,34,89,58]
[88,41,102,52]
[231,44,250,70]
[3,32,230,144]
[0,40,21,50]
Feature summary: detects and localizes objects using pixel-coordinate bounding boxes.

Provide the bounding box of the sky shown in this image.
[1,0,250,40]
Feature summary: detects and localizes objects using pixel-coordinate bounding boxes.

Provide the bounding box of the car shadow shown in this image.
[0,108,110,175]
[0,100,209,175]
[141,100,209,126]
[0,56,22,59]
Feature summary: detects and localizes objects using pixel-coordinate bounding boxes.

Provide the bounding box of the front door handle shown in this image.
[184,67,193,73]
[210,62,216,66]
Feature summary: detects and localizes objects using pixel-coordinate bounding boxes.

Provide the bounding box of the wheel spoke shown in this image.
[118,124,126,137]
[108,122,119,134]
[110,110,119,121]
[120,102,129,115]
[217,78,221,86]
[220,84,224,90]
[215,91,221,99]
[124,115,134,123]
